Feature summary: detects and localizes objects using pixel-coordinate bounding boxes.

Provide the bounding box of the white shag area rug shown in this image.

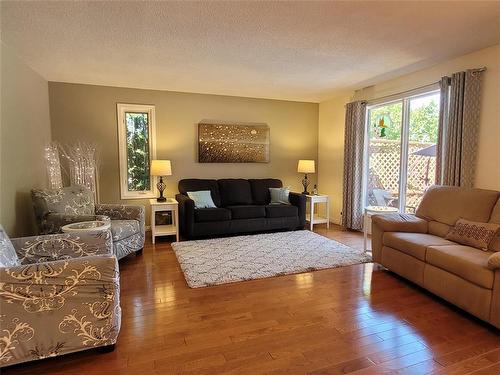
[172,230,372,288]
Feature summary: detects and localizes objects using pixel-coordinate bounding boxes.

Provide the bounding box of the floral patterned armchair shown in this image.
[31,185,145,260]
[0,225,121,367]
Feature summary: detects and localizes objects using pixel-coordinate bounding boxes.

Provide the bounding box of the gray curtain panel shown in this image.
[342,101,366,230]
[436,69,484,187]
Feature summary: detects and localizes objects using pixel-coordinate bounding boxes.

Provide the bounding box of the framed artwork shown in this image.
[198,121,270,163]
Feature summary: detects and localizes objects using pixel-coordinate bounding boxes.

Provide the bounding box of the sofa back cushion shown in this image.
[178,179,221,207]
[488,198,500,251]
[32,185,95,219]
[416,185,499,228]
[428,221,451,237]
[248,179,283,205]
[218,179,252,206]
[0,225,19,268]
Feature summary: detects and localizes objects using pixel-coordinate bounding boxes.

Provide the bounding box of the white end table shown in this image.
[306,194,330,230]
[150,198,179,244]
[363,205,398,252]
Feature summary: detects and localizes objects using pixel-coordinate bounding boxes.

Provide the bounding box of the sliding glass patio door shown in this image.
[365,90,440,213]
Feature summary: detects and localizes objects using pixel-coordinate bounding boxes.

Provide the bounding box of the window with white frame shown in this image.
[117,103,157,199]
[364,87,440,213]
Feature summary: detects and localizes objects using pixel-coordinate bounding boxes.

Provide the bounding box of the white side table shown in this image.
[306,194,330,230]
[363,205,398,252]
[150,198,179,244]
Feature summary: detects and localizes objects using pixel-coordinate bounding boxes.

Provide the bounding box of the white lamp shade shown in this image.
[297,159,315,174]
[151,160,172,176]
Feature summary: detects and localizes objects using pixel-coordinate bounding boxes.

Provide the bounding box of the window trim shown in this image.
[117,103,157,200]
[363,86,440,212]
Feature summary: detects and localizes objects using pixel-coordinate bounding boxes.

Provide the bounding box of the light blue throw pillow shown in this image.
[187,190,217,209]
[269,187,290,205]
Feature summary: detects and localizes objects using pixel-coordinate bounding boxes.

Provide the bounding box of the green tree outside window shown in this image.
[126,112,150,191]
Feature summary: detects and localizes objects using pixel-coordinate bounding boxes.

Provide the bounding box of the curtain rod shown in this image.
[363,82,439,106]
[348,67,487,107]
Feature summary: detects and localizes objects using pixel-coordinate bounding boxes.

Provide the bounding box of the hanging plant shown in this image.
[373,114,391,138]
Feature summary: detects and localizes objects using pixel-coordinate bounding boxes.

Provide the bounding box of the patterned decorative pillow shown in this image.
[269,187,290,205]
[0,225,20,268]
[446,219,500,251]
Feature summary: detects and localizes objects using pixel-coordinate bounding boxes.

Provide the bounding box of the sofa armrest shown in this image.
[371,213,428,263]
[289,192,306,228]
[10,231,113,265]
[371,213,428,233]
[488,252,500,270]
[176,194,195,239]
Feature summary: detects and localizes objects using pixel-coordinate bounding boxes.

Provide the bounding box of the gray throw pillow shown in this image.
[187,191,217,209]
[269,187,290,205]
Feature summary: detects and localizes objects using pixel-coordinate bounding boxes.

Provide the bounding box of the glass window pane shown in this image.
[125,112,151,191]
[366,101,403,209]
[405,93,440,213]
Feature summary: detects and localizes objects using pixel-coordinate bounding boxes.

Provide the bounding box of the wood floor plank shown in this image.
[3,224,499,375]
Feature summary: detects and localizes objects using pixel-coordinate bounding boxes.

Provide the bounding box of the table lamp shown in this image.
[151,160,172,202]
[297,159,315,195]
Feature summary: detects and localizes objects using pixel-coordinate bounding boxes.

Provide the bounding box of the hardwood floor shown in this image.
[4,225,499,375]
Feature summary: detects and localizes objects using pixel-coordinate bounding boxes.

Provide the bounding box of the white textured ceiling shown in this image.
[2,1,500,102]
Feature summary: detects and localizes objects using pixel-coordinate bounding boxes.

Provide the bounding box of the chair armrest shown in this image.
[95,204,144,222]
[371,213,428,264]
[0,255,120,348]
[10,231,113,265]
[289,192,306,228]
[40,212,109,234]
[176,194,195,239]
[95,204,145,241]
[371,213,428,233]
[488,252,500,270]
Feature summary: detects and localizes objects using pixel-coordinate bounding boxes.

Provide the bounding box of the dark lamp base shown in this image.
[156,197,166,202]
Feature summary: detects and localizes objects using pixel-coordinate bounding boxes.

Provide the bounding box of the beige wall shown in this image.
[318,92,353,224]
[319,43,500,224]
[48,83,318,224]
[1,43,51,236]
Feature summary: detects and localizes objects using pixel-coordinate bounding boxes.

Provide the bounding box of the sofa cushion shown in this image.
[248,179,282,205]
[110,220,140,241]
[218,179,252,206]
[383,232,454,261]
[416,185,499,226]
[428,221,450,237]
[228,205,266,219]
[0,225,19,268]
[194,208,231,222]
[265,204,298,218]
[426,244,494,289]
[179,179,221,207]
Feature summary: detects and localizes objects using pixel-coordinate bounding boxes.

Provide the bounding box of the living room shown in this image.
[1,1,500,374]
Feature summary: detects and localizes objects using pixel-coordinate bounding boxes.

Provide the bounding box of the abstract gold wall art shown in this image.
[198,121,270,163]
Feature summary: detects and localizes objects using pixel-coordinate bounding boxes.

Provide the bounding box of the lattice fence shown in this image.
[368,139,436,211]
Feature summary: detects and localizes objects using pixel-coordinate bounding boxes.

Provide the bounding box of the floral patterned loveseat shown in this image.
[32,185,145,260]
[0,225,121,367]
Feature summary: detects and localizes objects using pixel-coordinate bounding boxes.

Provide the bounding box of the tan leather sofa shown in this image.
[372,185,500,329]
